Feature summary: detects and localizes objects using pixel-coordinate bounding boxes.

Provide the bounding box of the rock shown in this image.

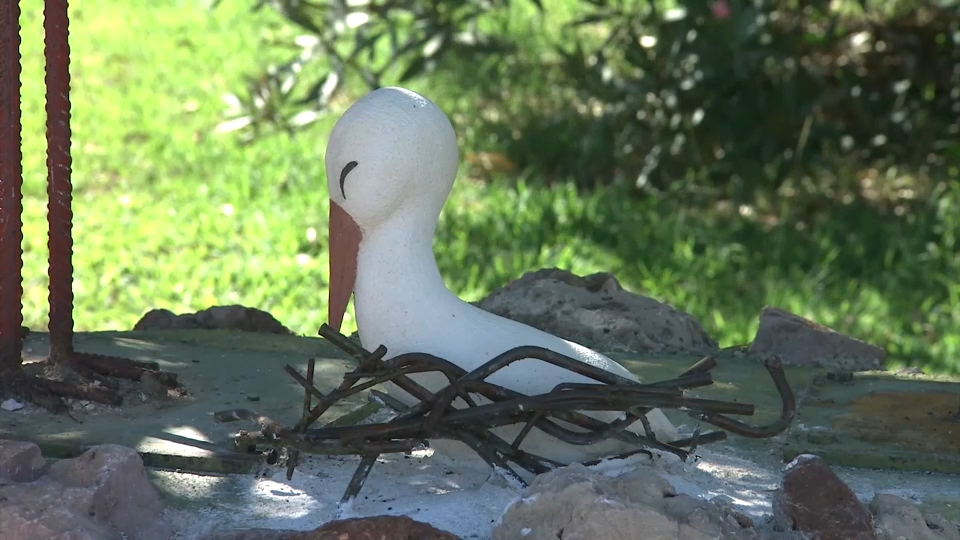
[139,372,171,400]
[493,463,759,540]
[133,308,200,331]
[773,454,876,540]
[0,496,119,540]
[1,398,25,411]
[870,493,960,540]
[0,440,46,483]
[477,268,719,355]
[303,515,460,539]
[201,515,460,540]
[46,445,171,537]
[194,305,291,334]
[749,306,885,371]
[0,444,173,540]
[134,304,292,335]
[200,531,292,540]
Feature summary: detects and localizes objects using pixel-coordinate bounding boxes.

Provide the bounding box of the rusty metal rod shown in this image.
[340,453,380,504]
[44,0,75,363]
[0,0,25,375]
[285,357,318,481]
[315,328,707,458]
[696,357,796,439]
[371,388,557,478]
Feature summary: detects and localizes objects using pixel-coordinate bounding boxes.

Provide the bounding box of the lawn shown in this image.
[13,0,959,374]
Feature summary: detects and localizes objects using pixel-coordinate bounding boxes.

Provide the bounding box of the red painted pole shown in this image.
[44,0,75,362]
[0,0,25,370]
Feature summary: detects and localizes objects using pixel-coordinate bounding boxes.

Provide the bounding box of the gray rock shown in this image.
[477,268,719,355]
[134,304,292,335]
[870,493,960,540]
[493,463,759,540]
[0,440,46,483]
[773,454,877,540]
[0,481,122,540]
[749,306,885,371]
[0,444,173,540]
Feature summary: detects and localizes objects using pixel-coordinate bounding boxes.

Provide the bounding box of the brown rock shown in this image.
[194,305,292,335]
[134,305,292,335]
[0,445,172,540]
[773,454,877,540]
[199,531,292,540]
[133,308,200,331]
[494,463,760,540]
[870,493,960,540]
[0,440,46,483]
[302,515,460,539]
[138,371,172,400]
[202,515,460,540]
[46,444,171,539]
[477,268,719,355]
[749,306,885,371]
[0,482,122,539]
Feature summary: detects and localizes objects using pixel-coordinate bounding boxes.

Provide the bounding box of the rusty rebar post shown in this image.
[0,0,25,372]
[44,0,75,362]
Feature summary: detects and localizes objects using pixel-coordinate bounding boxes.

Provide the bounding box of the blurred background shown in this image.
[12,0,960,373]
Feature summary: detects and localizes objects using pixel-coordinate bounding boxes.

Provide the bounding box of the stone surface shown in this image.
[493,463,760,540]
[871,493,960,540]
[0,443,173,540]
[304,515,461,539]
[202,515,461,539]
[773,454,877,540]
[0,501,120,540]
[477,268,719,355]
[134,304,292,335]
[749,306,885,371]
[200,531,291,540]
[0,398,25,412]
[0,439,46,483]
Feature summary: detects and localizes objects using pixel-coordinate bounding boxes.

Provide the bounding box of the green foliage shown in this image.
[487,0,960,197]
[213,0,538,139]
[228,0,960,200]
[12,0,960,375]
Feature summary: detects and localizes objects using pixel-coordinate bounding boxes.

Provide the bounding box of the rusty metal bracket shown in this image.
[218,324,796,504]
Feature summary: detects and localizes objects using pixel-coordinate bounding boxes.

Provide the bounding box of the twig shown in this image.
[220,324,796,501]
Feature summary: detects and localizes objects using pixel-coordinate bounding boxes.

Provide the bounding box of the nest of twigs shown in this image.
[217,324,796,504]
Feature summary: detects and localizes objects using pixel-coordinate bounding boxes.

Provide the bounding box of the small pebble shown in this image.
[1,398,25,411]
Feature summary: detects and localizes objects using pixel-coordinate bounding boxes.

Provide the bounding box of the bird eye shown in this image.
[339,161,359,199]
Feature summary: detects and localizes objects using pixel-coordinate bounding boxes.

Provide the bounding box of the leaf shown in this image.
[288,109,322,128]
[215,116,253,134]
[568,13,611,27]
[299,71,341,106]
[422,32,446,58]
[399,56,428,82]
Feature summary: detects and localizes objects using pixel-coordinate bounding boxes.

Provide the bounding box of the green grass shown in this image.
[14,0,959,374]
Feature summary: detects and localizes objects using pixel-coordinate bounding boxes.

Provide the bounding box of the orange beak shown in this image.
[328,201,362,332]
